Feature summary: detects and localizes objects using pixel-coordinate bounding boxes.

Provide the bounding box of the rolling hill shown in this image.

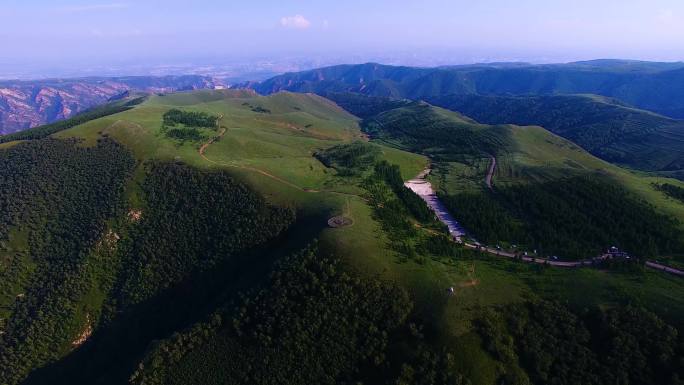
[248,61,684,118]
[428,94,684,174]
[2,89,684,385]
[355,99,684,259]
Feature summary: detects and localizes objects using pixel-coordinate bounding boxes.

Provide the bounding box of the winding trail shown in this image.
[485,156,496,189]
[405,167,684,276]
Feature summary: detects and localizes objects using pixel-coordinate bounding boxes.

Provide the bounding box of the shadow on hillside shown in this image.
[22,209,329,385]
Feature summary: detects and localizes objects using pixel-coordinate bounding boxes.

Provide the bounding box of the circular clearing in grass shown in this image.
[327,216,353,228]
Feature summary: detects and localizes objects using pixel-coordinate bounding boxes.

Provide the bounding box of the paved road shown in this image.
[406,167,684,276]
[646,261,684,276]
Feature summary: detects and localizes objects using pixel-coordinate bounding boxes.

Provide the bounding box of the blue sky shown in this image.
[1,0,684,73]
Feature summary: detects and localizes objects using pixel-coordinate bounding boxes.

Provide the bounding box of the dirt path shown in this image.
[485,156,496,189]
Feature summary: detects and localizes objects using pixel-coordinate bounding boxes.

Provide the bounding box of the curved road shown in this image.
[405,167,684,276]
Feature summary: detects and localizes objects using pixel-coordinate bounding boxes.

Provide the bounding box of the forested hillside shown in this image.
[249,61,684,118]
[441,175,683,259]
[429,94,684,174]
[130,245,469,385]
[0,139,135,384]
[362,102,511,161]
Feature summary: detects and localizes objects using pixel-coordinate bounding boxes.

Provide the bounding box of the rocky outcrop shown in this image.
[0,76,221,134]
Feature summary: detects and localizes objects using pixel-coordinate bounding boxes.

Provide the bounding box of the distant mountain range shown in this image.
[0,75,220,134]
[244,60,684,177]
[248,60,684,119]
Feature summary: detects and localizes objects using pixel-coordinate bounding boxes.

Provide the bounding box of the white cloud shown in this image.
[61,3,129,13]
[280,14,311,29]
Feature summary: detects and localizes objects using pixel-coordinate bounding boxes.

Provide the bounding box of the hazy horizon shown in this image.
[2,0,684,79]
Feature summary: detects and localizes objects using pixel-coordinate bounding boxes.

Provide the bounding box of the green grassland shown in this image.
[4,89,684,384]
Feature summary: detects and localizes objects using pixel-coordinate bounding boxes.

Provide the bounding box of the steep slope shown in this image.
[249,61,684,118]
[0,75,220,134]
[429,94,684,173]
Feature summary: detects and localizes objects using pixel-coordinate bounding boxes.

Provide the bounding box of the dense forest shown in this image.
[130,245,470,385]
[9,162,295,385]
[314,141,381,176]
[110,162,294,308]
[441,176,684,259]
[0,97,145,144]
[480,300,684,385]
[0,139,136,384]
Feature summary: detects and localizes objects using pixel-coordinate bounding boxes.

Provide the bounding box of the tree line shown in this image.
[0,97,145,144]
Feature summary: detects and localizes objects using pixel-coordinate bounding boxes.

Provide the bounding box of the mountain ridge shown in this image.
[246,61,684,118]
[0,75,222,134]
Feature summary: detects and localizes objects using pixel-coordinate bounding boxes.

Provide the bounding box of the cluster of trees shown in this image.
[655,182,684,204]
[480,300,684,385]
[441,176,683,259]
[0,138,135,384]
[131,245,470,385]
[110,162,295,308]
[363,161,463,262]
[162,109,218,128]
[161,109,220,142]
[165,127,204,141]
[0,97,145,144]
[374,161,433,222]
[314,141,381,176]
